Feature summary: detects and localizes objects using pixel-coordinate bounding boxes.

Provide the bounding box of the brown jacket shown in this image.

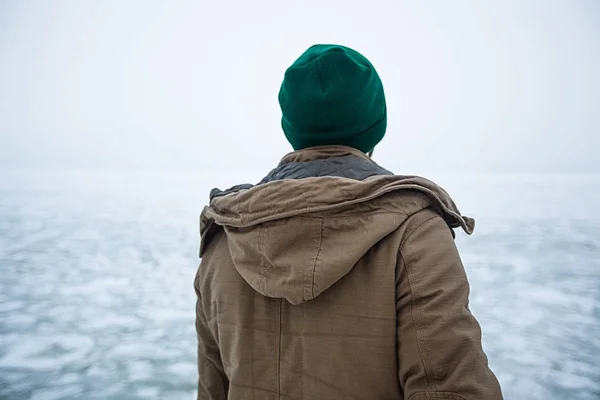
[195,146,502,400]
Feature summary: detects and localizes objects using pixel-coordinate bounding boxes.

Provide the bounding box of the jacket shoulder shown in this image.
[399,207,456,245]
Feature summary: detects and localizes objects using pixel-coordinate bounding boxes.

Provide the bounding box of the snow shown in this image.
[1,170,599,399]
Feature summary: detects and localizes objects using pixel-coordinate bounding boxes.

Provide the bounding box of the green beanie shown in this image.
[278,44,387,153]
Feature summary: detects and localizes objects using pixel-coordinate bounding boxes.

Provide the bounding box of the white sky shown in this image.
[1,0,598,174]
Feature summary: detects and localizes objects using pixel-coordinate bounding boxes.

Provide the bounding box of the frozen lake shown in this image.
[1,169,599,399]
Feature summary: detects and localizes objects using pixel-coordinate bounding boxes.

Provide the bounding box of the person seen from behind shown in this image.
[195,44,503,399]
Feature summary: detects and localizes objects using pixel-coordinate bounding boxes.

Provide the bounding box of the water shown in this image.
[1,169,599,400]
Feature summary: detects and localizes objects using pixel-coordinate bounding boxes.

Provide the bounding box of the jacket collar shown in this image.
[279,145,371,166]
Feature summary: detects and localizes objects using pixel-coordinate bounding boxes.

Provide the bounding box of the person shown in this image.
[194,44,503,400]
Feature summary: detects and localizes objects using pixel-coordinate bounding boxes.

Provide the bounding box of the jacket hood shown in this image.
[200,146,474,305]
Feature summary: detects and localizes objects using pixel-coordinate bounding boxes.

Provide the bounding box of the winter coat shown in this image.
[195,145,502,400]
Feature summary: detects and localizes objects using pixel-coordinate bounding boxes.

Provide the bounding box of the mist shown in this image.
[1,0,598,174]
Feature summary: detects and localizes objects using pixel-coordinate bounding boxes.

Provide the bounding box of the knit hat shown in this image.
[278,44,386,153]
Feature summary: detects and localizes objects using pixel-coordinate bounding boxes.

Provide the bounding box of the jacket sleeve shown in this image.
[396,210,503,400]
[194,271,228,400]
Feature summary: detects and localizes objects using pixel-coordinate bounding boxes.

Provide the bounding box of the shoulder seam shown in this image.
[400,213,440,249]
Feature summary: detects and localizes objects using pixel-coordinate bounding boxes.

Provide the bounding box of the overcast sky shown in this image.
[0,0,598,174]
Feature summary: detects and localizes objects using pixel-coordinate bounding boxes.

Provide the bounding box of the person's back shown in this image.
[195,45,502,400]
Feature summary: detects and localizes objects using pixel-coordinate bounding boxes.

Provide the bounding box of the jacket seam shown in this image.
[409,392,470,400]
[256,225,269,294]
[309,219,324,300]
[277,299,283,399]
[194,276,217,344]
[400,213,439,249]
[399,214,441,393]
[399,250,434,392]
[198,353,223,377]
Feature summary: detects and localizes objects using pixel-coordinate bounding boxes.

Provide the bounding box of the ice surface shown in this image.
[1,170,599,399]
